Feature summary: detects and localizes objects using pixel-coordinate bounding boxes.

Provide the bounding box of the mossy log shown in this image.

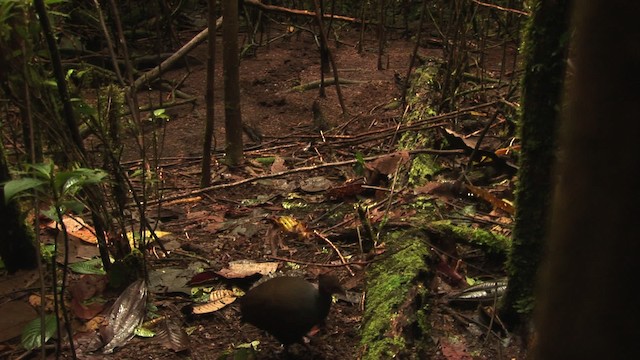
[360,229,432,359]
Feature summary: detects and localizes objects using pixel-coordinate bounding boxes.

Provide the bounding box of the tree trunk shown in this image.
[499,0,570,325]
[201,0,217,187]
[0,142,38,274]
[533,2,640,358]
[222,0,244,166]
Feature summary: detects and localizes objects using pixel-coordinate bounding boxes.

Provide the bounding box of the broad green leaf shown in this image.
[60,200,85,214]
[26,163,53,180]
[21,314,57,350]
[54,170,77,194]
[69,258,106,275]
[57,168,107,196]
[3,178,47,203]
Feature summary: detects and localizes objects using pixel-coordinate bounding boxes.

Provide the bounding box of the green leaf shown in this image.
[54,170,78,195]
[26,162,54,180]
[60,200,85,214]
[21,314,57,350]
[3,178,47,203]
[354,152,366,176]
[134,327,155,337]
[69,258,106,275]
[41,206,61,222]
[152,108,169,119]
[57,168,107,197]
[255,157,275,166]
[40,244,56,261]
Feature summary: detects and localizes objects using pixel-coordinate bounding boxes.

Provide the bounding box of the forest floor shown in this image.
[1,14,528,360]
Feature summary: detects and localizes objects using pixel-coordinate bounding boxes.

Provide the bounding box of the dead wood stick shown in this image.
[137,149,462,206]
[268,255,372,267]
[288,78,368,92]
[244,0,365,24]
[314,230,355,276]
[133,17,223,91]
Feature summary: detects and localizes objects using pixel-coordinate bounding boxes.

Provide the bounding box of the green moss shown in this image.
[428,220,511,256]
[408,154,441,186]
[361,230,431,360]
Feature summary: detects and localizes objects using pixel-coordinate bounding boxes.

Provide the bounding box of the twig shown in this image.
[470,0,530,17]
[314,230,355,276]
[268,255,371,267]
[244,0,366,24]
[133,18,222,91]
[137,149,463,206]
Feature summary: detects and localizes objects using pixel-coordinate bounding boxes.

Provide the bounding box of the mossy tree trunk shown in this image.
[533,2,640,358]
[499,0,571,325]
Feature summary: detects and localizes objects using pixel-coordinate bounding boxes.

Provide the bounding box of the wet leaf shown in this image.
[101,279,148,353]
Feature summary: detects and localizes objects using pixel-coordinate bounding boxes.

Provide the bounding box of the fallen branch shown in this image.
[137,148,463,206]
[133,17,223,91]
[244,0,365,24]
[288,78,368,92]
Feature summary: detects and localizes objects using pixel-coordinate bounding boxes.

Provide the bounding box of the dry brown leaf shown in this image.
[28,294,56,312]
[366,151,410,175]
[216,260,279,279]
[46,215,97,244]
[155,317,190,352]
[270,156,287,173]
[209,289,235,301]
[465,184,515,215]
[191,293,236,314]
[71,297,106,320]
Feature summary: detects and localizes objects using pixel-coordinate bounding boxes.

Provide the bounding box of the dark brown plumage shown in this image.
[239,274,344,346]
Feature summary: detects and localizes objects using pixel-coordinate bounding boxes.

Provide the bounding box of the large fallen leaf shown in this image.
[216,260,279,279]
[299,176,333,193]
[191,289,237,314]
[45,215,97,244]
[155,316,190,352]
[101,279,148,353]
[0,301,38,342]
[68,275,108,320]
[365,151,410,175]
[148,267,202,295]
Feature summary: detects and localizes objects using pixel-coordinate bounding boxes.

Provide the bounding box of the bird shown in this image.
[239,274,344,347]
